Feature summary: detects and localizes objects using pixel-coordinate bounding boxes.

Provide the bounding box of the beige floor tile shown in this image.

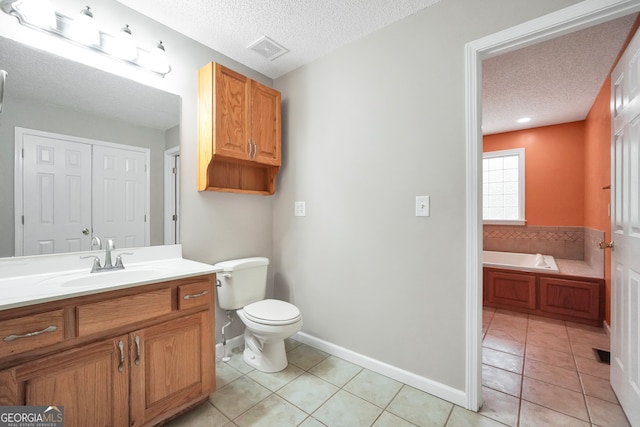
[286,344,330,370]
[526,331,572,354]
[445,405,507,427]
[486,327,527,344]
[216,359,244,389]
[276,372,338,413]
[299,417,325,427]
[210,376,271,420]
[309,355,363,387]
[343,369,403,408]
[372,411,417,427]
[579,373,618,404]
[574,355,610,380]
[482,364,522,397]
[523,359,581,392]
[521,377,589,421]
[313,390,382,427]
[234,394,308,427]
[386,385,453,427]
[224,349,255,374]
[163,402,231,427]
[585,395,631,427]
[482,334,525,357]
[284,337,303,352]
[246,363,305,392]
[525,344,576,370]
[478,387,519,427]
[519,400,590,427]
[571,341,606,359]
[482,348,523,374]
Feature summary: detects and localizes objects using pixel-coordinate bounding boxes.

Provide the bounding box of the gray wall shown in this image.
[272,0,581,391]
[0,95,170,256]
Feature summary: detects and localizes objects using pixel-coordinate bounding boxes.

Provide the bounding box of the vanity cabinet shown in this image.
[197,62,281,194]
[483,268,604,326]
[0,274,216,426]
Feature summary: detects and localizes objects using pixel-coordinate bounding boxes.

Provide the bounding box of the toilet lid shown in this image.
[243,299,301,325]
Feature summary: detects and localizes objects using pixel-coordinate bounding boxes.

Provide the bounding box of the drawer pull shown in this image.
[134,335,141,366]
[183,290,208,300]
[3,325,57,342]
[117,340,125,372]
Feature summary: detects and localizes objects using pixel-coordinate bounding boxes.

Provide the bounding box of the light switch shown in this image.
[294,201,306,217]
[416,196,430,217]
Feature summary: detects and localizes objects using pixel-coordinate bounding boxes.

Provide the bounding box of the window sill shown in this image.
[483,220,526,226]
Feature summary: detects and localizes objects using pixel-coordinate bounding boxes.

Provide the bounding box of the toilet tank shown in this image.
[214,257,269,310]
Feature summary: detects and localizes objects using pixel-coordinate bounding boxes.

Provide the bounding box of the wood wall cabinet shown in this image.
[0,275,216,426]
[483,268,604,326]
[198,62,281,194]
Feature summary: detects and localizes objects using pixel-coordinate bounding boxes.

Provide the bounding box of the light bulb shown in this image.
[114,24,137,60]
[69,6,100,46]
[149,41,170,74]
[15,0,57,29]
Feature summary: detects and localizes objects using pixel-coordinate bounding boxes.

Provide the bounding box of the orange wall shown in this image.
[585,79,613,326]
[483,122,586,226]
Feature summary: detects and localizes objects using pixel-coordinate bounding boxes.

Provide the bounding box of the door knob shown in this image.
[598,241,614,250]
[82,228,90,235]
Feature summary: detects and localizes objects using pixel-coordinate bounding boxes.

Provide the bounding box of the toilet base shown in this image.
[242,332,288,372]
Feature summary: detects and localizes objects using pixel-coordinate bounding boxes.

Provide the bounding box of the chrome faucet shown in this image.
[81,239,132,273]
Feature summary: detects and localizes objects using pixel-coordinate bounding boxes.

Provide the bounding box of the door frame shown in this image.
[163,146,180,245]
[464,0,640,411]
[14,127,151,255]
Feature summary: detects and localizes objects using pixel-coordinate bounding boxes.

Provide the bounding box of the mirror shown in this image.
[0,35,181,258]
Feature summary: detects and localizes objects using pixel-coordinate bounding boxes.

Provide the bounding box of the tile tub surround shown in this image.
[483,225,604,276]
[165,314,628,427]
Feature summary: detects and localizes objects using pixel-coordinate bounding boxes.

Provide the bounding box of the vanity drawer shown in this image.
[0,310,65,357]
[178,281,211,310]
[77,289,172,336]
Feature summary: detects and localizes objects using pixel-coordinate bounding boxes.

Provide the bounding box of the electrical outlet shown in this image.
[416,196,430,217]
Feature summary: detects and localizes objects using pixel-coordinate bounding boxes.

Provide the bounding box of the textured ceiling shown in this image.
[115,0,444,79]
[0,36,180,130]
[482,14,637,135]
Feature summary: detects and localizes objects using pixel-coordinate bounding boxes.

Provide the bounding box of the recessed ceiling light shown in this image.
[517,117,531,124]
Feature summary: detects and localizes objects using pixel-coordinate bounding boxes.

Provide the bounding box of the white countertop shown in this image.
[0,245,222,311]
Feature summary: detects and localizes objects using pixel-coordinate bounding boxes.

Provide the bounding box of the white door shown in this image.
[92,145,147,249]
[611,28,640,427]
[21,132,92,255]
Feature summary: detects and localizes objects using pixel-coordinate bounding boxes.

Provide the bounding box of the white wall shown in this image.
[272,0,581,394]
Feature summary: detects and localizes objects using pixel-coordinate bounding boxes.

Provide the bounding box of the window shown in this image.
[482,148,525,225]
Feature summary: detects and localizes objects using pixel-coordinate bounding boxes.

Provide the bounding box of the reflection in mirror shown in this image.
[0,35,181,258]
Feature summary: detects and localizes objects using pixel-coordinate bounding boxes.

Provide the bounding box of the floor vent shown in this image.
[593,348,611,364]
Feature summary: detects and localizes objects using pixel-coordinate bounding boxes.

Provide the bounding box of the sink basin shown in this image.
[40,269,162,288]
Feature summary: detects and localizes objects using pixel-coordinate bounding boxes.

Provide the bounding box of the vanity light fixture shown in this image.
[69,6,99,46]
[0,0,171,77]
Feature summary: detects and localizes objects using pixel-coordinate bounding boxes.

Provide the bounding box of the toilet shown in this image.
[214,257,302,372]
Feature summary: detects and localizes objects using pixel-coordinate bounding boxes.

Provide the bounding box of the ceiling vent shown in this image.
[247,36,288,61]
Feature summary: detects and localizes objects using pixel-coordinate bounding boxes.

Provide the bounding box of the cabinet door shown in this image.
[214,63,251,160]
[539,277,601,321]
[251,81,281,166]
[129,312,214,426]
[486,270,536,309]
[1,336,129,427]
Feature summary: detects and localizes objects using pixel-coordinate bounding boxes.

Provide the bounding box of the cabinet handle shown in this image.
[117,340,125,372]
[252,140,258,159]
[247,139,253,159]
[134,335,141,366]
[3,325,57,342]
[183,290,208,300]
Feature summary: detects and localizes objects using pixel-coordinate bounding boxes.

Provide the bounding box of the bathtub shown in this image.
[483,250,559,273]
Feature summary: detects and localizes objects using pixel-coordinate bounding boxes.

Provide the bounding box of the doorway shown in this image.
[464,0,640,412]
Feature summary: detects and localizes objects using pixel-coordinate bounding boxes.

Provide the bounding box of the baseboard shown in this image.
[293,332,467,408]
[215,335,244,360]
[603,320,611,336]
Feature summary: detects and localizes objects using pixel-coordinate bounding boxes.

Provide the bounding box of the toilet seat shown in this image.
[242,299,301,325]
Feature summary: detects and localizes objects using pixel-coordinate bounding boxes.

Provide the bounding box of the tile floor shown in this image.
[165,308,630,426]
